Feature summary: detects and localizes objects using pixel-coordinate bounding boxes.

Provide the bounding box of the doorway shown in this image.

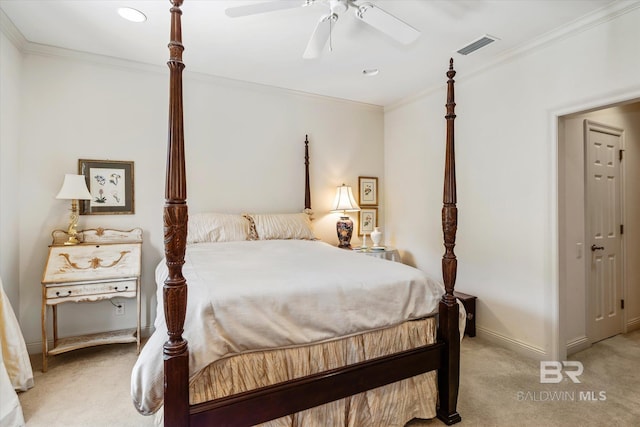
[558,101,640,356]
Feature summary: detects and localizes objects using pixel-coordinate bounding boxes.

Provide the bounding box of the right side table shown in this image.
[352,247,401,263]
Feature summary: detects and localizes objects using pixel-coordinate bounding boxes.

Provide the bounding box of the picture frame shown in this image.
[78,159,134,215]
[358,176,378,206]
[359,207,377,236]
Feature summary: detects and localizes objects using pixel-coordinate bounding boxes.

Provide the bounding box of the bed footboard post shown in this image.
[437,59,461,425]
[164,1,189,426]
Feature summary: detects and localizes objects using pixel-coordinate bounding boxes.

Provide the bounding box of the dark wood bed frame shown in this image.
[161,1,460,425]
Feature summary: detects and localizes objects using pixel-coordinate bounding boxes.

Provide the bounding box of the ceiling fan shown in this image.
[225,0,421,59]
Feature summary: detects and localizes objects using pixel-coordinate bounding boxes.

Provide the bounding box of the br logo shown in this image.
[540,361,583,384]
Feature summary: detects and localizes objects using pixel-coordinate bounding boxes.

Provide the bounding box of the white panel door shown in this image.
[585,120,624,343]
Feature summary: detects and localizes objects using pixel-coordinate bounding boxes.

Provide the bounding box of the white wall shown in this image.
[560,103,640,354]
[0,29,23,307]
[10,47,383,352]
[385,5,640,358]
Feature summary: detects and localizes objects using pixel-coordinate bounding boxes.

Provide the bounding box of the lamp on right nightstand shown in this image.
[330,183,360,249]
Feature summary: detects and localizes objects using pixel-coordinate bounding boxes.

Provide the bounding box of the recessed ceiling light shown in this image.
[362,68,379,77]
[117,7,147,23]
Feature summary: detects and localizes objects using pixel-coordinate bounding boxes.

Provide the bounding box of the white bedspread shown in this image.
[131,240,445,415]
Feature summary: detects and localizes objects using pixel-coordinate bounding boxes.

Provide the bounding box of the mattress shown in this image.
[131,240,446,415]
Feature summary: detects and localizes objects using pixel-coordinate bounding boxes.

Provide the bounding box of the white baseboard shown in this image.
[475,326,548,360]
[27,326,155,355]
[566,335,590,355]
[627,316,640,332]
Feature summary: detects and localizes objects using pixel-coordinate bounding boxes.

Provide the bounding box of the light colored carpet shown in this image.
[20,344,154,427]
[18,330,640,426]
[409,329,640,427]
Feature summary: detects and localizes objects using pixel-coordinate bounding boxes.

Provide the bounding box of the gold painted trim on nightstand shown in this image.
[58,250,131,270]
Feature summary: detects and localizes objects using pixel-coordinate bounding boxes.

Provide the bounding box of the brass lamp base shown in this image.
[64,199,81,245]
[64,235,80,245]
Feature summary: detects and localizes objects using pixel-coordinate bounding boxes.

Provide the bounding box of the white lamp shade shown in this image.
[56,174,92,200]
[330,184,360,213]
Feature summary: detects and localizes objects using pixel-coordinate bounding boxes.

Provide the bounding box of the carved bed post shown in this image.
[164,1,189,426]
[304,135,311,211]
[437,58,461,425]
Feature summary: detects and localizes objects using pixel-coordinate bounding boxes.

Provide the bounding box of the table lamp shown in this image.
[330,183,360,249]
[56,174,92,245]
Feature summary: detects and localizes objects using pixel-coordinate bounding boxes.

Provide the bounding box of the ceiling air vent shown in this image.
[457,34,498,55]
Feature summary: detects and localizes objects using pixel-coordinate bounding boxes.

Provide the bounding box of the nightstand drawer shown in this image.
[42,243,141,284]
[45,279,138,300]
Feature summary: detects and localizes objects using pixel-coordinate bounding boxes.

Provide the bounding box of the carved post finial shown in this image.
[447,58,456,80]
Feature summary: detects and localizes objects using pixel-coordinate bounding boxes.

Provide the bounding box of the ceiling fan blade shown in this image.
[225,1,308,18]
[355,3,420,44]
[303,14,335,59]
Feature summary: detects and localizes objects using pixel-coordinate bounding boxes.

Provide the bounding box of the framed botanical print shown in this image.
[78,159,134,215]
[358,176,378,207]
[359,207,377,236]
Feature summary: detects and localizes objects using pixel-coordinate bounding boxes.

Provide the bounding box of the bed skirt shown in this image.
[155,316,438,426]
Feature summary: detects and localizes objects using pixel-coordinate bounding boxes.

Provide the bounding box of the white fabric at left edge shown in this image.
[0,277,34,427]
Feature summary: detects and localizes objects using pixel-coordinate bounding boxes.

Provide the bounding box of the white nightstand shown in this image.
[41,227,142,372]
[352,247,401,263]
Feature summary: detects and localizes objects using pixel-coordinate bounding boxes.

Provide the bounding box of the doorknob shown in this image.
[591,244,604,252]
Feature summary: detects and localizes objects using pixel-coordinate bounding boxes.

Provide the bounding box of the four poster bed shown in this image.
[132,1,462,425]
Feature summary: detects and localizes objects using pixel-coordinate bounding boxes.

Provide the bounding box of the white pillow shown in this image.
[187,213,249,243]
[246,213,316,240]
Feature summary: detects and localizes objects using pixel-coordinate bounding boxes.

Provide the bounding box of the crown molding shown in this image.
[22,40,382,112]
[0,8,381,113]
[185,68,383,112]
[21,41,168,76]
[386,0,640,113]
[0,8,27,50]
[15,40,382,113]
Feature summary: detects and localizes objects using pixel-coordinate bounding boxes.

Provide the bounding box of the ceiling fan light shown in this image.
[117,7,146,23]
[329,0,348,14]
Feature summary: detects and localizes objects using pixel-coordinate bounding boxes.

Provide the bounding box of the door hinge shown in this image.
[621,299,625,309]
[620,224,624,235]
[619,149,624,161]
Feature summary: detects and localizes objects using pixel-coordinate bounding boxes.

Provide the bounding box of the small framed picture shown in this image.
[359,207,377,236]
[78,159,134,215]
[358,176,378,206]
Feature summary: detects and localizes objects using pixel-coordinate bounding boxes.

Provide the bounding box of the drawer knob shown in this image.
[114,286,129,292]
[56,290,72,297]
